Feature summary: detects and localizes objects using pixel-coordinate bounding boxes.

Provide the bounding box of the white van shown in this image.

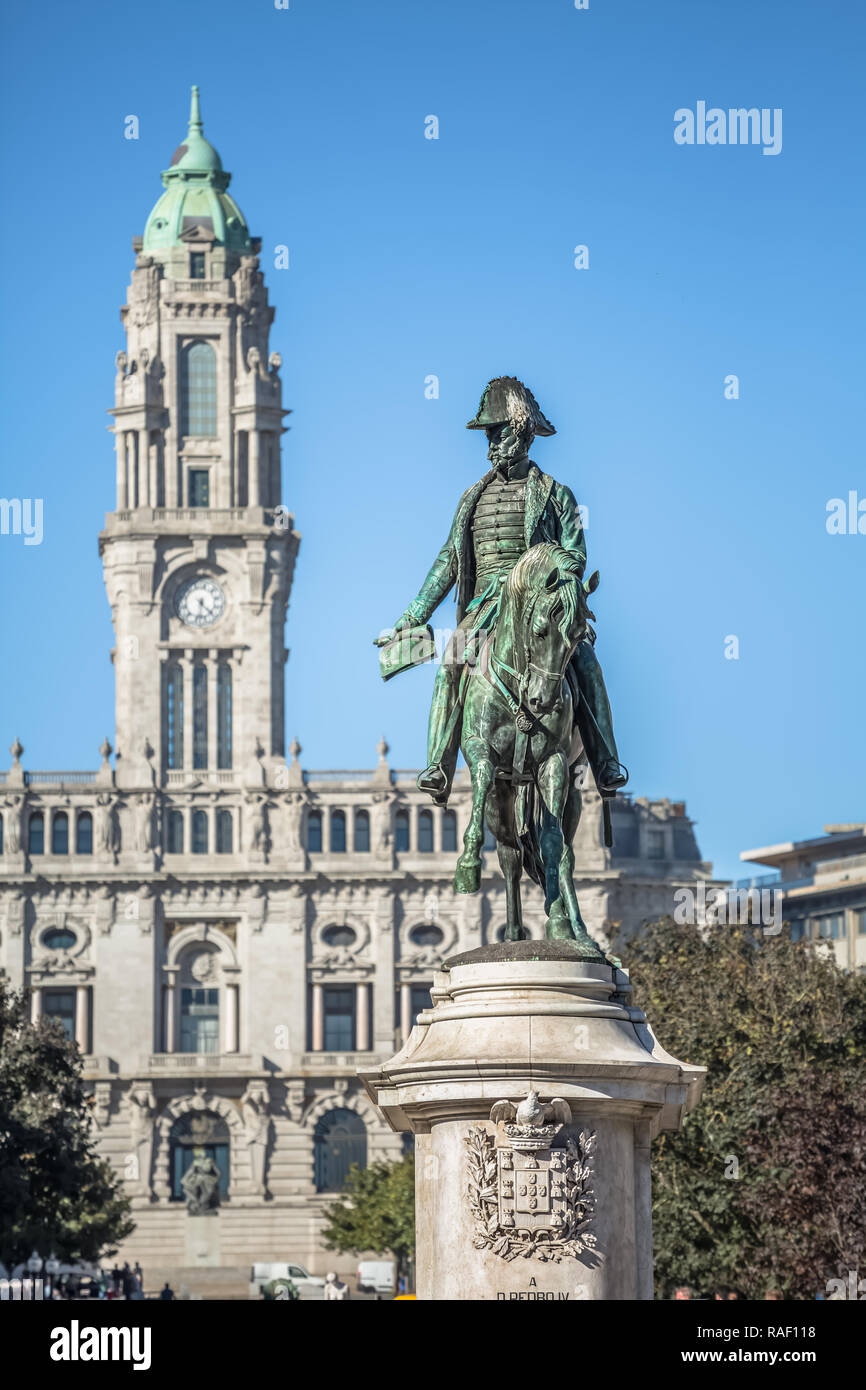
[356,1260,396,1296]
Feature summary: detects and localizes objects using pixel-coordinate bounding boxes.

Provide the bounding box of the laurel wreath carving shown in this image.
[465,1125,597,1262]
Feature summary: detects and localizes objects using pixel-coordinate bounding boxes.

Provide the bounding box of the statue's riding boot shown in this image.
[417,657,464,804]
[573,640,628,794]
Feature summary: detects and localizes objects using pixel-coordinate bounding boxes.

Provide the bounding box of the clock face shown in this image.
[176,577,226,628]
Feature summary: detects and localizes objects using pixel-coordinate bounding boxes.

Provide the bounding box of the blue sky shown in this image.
[0,0,863,881]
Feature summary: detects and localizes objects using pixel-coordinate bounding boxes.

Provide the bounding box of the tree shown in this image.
[0,980,134,1266]
[613,916,866,1299]
[321,1153,415,1284]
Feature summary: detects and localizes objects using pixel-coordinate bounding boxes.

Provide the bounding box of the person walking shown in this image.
[323,1271,350,1301]
[159,1282,175,1301]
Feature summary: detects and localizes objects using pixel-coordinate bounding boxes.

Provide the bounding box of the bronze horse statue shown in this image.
[452,542,604,955]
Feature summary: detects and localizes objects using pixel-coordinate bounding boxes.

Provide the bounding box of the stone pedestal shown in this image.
[184,1213,221,1267]
[360,942,704,1301]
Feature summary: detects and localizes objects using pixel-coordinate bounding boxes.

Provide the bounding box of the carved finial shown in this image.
[377,735,390,764]
[99,737,113,766]
[9,737,23,765]
[189,84,203,135]
[290,736,302,762]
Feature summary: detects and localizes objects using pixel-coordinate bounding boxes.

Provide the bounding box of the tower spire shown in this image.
[189,84,203,135]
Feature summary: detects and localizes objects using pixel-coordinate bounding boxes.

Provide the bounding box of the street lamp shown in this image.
[45,1252,60,1299]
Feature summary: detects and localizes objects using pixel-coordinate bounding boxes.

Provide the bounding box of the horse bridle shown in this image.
[480,585,577,780]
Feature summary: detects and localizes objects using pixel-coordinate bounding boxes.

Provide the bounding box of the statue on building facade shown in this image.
[376,379,628,953]
[181,1149,221,1215]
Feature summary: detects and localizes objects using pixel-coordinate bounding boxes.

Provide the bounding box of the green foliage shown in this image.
[321,1154,415,1275]
[614,917,866,1299]
[0,980,134,1266]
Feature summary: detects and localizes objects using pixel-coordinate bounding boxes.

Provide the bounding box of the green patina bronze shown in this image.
[376,378,627,954]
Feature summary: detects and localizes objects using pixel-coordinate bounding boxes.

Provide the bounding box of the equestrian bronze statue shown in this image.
[375,377,627,954]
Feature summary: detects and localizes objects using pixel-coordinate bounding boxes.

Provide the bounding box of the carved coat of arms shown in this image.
[466,1092,596,1263]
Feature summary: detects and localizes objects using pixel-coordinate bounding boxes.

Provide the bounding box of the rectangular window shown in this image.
[646,829,666,860]
[323,986,355,1052]
[43,990,76,1042]
[166,666,184,769]
[180,987,219,1053]
[858,910,866,935]
[814,913,846,941]
[189,252,206,279]
[217,664,232,769]
[189,469,210,507]
[410,985,432,1024]
[193,665,208,769]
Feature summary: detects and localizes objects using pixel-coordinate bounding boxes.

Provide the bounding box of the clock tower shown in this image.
[100,87,299,795]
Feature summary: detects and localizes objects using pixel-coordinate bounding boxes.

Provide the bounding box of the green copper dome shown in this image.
[142,86,252,255]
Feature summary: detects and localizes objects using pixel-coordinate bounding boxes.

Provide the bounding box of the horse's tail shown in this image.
[518,781,546,889]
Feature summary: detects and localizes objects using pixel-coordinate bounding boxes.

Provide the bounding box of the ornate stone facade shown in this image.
[0,90,720,1283]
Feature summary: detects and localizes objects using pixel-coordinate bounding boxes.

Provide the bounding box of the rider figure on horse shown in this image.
[387,377,628,808]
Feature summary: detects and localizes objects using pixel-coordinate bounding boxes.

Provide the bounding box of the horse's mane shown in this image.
[505,543,585,643]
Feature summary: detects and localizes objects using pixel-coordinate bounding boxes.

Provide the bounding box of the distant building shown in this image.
[0,89,717,1287]
[740,824,866,971]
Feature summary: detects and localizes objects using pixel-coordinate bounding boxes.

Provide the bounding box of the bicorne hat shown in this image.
[466,376,556,436]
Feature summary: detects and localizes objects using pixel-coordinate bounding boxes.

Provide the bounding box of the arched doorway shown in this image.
[313,1108,367,1192]
[169,1110,230,1202]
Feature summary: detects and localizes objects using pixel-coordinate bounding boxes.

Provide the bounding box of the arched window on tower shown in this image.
[442,809,458,853]
[166,664,184,769]
[192,809,208,854]
[307,809,322,853]
[167,809,184,854]
[353,809,370,852]
[76,811,93,854]
[216,809,233,854]
[28,812,44,855]
[217,663,232,769]
[331,809,346,853]
[313,1108,367,1193]
[51,811,69,855]
[180,339,217,437]
[193,665,208,770]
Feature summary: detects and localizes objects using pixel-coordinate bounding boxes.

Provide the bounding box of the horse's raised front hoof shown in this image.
[453,857,481,894]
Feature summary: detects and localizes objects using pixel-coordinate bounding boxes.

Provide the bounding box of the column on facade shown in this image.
[163,970,177,1052]
[30,987,43,1025]
[139,430,150,509]
[311,981,324,1051]
[356,981,369,1052]
[249,429,260,507]
[400,981,412,1042]
[223,982,239,1053]
[116,431,128,509]
[129,431,139,507]
[207,651,219,774]
[148,432,159,508]
[75,985,89,1053]
[182,648,193,772]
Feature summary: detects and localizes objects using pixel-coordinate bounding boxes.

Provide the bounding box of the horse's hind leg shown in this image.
[489,780,525,941]
[453,736,494,895]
